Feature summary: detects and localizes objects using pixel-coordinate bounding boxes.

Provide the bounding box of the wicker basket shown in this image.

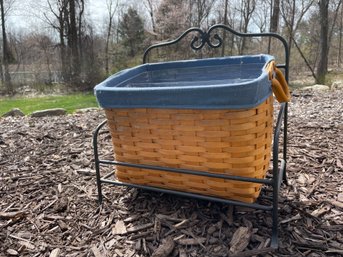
[105,95,273,203]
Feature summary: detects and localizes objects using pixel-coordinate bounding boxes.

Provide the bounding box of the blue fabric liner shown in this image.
[94,54,274,109]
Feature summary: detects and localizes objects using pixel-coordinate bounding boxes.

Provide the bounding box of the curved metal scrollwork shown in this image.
[142,24,289,81]
[190,31,222,50]
[143,26,225,63]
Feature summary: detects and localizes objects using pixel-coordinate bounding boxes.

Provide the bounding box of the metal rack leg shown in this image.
[282,168,288,186]
[95,159,103,204]
[270,103,286,249]
[271,173,279,249]
[93,120,107,205]
[282,103,289,186]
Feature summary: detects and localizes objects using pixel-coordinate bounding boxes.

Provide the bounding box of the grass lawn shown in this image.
[0,93,99,116]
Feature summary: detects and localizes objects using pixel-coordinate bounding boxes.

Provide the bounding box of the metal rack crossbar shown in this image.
[93,24,289,249]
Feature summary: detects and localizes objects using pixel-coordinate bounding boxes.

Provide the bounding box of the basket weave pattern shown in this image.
[105,96,273,203]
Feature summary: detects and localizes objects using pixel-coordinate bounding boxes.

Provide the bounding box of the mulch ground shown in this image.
[1,89,342,257]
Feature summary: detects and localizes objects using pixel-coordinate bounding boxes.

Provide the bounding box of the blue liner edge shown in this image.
[94,54,274,110]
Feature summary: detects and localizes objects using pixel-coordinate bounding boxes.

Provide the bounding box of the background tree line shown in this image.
[0,0,340,95]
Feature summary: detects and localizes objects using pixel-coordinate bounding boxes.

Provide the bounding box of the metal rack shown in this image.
[93,24,289,249]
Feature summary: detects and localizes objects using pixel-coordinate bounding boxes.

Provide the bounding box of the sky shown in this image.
[6,0,111,35]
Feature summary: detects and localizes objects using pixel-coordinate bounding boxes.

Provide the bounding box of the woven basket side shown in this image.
[105,96,273,203]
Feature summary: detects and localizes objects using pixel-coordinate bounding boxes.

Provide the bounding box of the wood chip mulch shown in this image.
[1,89,342,257]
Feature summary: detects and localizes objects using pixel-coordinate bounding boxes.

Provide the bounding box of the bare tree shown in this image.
[44,0,85,85]
[155,0,189,40]
[252,0,270,33]
[238,0,256,54]
[280,0,314,56]
[221,0,228,56]
[105,0,118,75]
[36,34,54,83]
[0,0,13,94]
[270,0,280,32]
[317,0,329,84]
[268,0,280,53]
[45,0,68,81]
[77,0,84,70]
[328,0,342,51]
[339,2,343,66]
[213,0,237,55]
[143,0,158,33]
[191,0,216,27]
[283,0,342,83]
[69,0,80,83]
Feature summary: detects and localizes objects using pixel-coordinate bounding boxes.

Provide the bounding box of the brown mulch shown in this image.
[0,89,342,257]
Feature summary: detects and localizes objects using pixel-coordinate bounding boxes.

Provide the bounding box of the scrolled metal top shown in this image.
[143,26,223,62]
[142,24,289,81]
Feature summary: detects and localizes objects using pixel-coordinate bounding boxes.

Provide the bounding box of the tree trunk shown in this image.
[316,0,329,84]
[268,0,280,53]
[105,0,117,75]
[339,4,343,67]
[288,0,296,58]
[270,0,280,32]
[0,0,13,94]
[78,0,84,74]
[196,0,202,27]
[43,47,52,84]
[146,0,156,33]
[328,0,342,63]
[69,0,80,83]
[240,0,255,55]
[59,6,68,82]
[105,16,113,76]
[0,53,3,85]
[221,0,228,57]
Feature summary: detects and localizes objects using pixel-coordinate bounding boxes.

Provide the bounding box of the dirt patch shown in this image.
[1,89,342,256]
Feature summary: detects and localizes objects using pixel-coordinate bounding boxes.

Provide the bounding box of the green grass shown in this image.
[0,93,99,116]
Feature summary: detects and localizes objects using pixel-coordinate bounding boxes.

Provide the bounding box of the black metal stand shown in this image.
[93,24,289,249]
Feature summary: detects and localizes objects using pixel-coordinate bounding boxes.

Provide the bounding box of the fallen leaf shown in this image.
[125,249,135,257]
[296,174,308,185]
[229,227,252,254]
[49,248,60,257]
[151,237,175,257]
[6,249,18,256]
[338,193,343,203]
[332,201,343,209]
[126,223,153,233]
[177,237,206,245]
[280,213,302,224]
[18,240,35,250]
[57,183,62,193]
[112,220,127,235]
[91,246,103,257]
[114,249,124,257]
[311,206,331,217]
[0,211,26,219]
